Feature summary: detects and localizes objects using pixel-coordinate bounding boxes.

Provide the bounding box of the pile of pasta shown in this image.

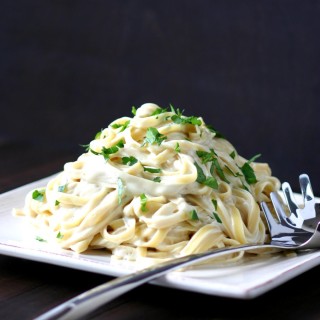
[14,103,280,265]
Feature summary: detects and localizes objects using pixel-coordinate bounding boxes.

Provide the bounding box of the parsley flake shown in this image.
[194,162,219,189]
[151,107,168,116]
[36,236,47,242]
[142,127,167,146]
[229,150,236,159]
[197,150,229,183]
[122,156,138,166]
[143,166,162,173]
[56,232,64,239]
[140,193,148,212]
[171,114,202,125]
[32,189,45,202]
[211,199,218,211]
[189,209,199,221]
[213,212,222,223]
[240,154,261,185]
[94,130,103,140]
[91,139,125,160]
[111,120,130,132]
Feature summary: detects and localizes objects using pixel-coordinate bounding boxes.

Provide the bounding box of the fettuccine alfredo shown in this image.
[13,103,280,265]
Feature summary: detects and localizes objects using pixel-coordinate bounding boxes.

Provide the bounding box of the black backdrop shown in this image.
[1,0,320,193]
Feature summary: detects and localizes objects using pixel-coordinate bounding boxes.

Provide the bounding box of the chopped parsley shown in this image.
[211,199,218,211]
[213,212,222,223]
[143,166,162,174]
[142,127,167,146]
[32,189,45,202]
[169,104,183,116]
[196,149,229,183]
[151,107,168,116]
[171,114,202,125]
[189,209,199,221]
[229,150,236,159]
[240,154,261,185]
[111,120,130,132]
[95,129,103,140]
[122,156,138,166]
[211,200,222,223]
[174,142,181,153]
[211,157,229,183]
[36,236,47,242]
[194,162,219,189]
[56,232,64,239]
[153,177,161,183]
[91,139,125,160]
[140,193,148,212]
[169,105,201,125]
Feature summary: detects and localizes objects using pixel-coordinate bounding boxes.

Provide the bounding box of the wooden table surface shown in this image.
[1,140,320,320]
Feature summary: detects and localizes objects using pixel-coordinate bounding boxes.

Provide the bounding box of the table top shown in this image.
[1,140,320,320]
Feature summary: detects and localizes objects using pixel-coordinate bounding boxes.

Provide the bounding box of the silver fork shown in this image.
[281,173,320,232]
[35,175,320,320]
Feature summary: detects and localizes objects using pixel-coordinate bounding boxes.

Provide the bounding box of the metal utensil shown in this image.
[35,174,320,320]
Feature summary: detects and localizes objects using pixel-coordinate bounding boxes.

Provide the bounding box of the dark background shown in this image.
[1,0,320,193]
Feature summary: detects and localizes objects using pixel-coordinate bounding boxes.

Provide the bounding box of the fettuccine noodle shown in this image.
[13,103,280,265]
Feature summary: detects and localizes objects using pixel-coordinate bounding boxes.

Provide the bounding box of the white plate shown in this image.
[1,175,320,299]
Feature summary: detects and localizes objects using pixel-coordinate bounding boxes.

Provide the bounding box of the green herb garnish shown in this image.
[211,199,218,211]
[151,107,168,116]
[174,142,181,153]
[171,114,202,125]
[194,162,219,189]
[140,193,148,212]
[143,166,162,174]
[32,189,45,202]
[94,129,103,140]
[153,177,161,183]
[56,232,64,239]
[111,120,130,132]
[229,150,236,159]
[213,212,222,223]
[122,156,138,166]
[196,150,229,183]
[142,127,167,146]
[91,139,125,160]
[189,209,199,221]
[36,236,47,242]
[240,154,261,185]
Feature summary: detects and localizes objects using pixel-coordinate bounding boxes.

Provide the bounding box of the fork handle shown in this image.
[35,244,268,320]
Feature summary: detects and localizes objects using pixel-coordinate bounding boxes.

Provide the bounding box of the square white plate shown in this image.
[1,175,320,299]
